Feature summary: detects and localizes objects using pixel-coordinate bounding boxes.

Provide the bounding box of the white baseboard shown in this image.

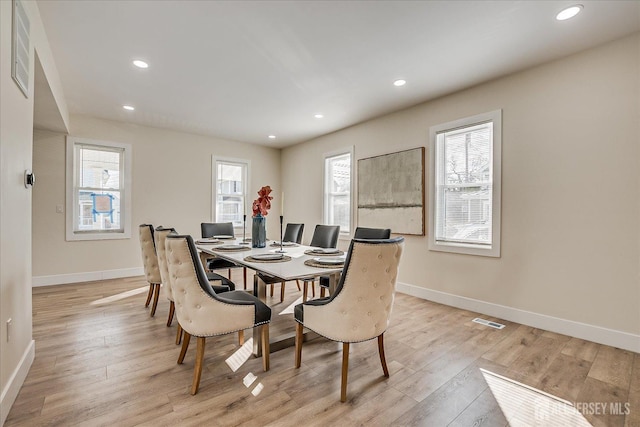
[32,267,144,287]
[396,282,640,353]
[1,340,35,426]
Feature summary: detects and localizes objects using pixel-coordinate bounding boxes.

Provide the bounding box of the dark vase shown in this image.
[252,215,266,248]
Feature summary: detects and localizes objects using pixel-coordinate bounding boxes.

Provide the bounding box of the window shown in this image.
[324,149,353,235]
[429,110,501,257]
[213,158,248,228]
[66,137,132,241]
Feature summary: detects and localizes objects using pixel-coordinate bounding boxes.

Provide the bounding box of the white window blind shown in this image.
[324,151,352,234]
[215,159,247,227]
[436,122,493,245]
[66,137,132,241]
[429,110,501,257]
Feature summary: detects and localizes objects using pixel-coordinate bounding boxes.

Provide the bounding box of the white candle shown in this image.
[281,192,284,215]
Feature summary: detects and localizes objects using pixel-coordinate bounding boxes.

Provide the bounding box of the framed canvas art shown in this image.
[357,147,425,235]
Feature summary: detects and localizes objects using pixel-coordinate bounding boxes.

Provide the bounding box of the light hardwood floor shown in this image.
[6,273,639,426]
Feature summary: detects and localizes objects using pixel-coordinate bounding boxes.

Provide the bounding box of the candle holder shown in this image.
[242,214,250,243]
[276,215,286,253]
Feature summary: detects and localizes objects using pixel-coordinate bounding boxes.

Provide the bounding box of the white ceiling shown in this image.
[36,1,640,148]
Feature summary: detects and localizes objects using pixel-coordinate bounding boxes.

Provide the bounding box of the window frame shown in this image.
[211,156,250,230]
[323,146,354,238]
[65,136,132,241]
[428,110,502,257]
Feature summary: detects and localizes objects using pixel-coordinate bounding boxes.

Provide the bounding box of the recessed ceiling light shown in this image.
[133,60,148,69]
[123,105,135,111]
[314,114,324,119]
[393,79,406,87]
[268,135,276,139]
[556,5,583,21]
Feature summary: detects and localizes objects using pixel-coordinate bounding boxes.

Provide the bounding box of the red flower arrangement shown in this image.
[252,185,273,217]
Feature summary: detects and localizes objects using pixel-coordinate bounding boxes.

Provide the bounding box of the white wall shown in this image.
[0,1,68,424]
[282,34,640,346]
[32,115,281,281]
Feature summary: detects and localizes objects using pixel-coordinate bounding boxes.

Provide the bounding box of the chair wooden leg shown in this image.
[296,280,301,291]
[243,267,247,290]
[238,330,244,346]
[341,342,350,402]
[150,284,161,317]
[378,334,389,377]
[261,324,270,371]
[320,287,326,298]
[228,268,232,278]
[295,322,303,368]
[280,281,285,302]
[302,282,308,302]
[191,337,206,395]
[167,301,175,327]
[145,283,153,307]
[178,332,191,364]
[311,280,315,298]
[270,284,274,297]
[176,323,183,345]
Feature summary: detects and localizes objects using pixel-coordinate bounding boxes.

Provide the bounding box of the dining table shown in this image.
[196,238,346,356]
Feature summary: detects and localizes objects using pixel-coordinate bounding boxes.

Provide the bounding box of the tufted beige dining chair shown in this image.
[138,224,162,317]
[154,226,182,345]
[155,226,238,345]
[165,234,272,395]
[294,236,404,402]
[318,227,391,298]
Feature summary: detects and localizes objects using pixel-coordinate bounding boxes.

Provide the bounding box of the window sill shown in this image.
[66,231,131,242]
[428,240,500,258]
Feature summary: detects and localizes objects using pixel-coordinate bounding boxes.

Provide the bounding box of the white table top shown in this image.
[196,240,344,281]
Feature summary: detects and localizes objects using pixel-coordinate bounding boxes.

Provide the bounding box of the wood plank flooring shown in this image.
[5,273,638,426]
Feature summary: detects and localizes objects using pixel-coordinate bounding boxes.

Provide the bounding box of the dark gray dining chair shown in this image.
[201,222,235,238]
[200,222,247,288]
[319,227,391,297]
[309,224,340,248]
[283,223,304,243]
[259,223,306,302]
[300,224,340,301]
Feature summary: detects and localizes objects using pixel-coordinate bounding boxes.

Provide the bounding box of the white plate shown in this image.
[272,241,297,246]
[196,238,220,244]
[214,235,234,239]
[313,257,345,265]
[217,244,244,250]
[251,253,284,261]
[312,248,340,254]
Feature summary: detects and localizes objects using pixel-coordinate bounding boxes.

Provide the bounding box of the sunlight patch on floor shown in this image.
[228,341,264,397]
[225,337,254,372]
[279,297,302,315]
[251,382,264,396]
[481,369,592,427]
[243,372,257,387]
[90,286,148,305]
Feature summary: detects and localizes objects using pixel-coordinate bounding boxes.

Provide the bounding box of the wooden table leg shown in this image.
[328,272,340,295]
[252,274,267,357]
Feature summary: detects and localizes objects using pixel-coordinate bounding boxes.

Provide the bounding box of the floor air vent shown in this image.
[472,318,505,329]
